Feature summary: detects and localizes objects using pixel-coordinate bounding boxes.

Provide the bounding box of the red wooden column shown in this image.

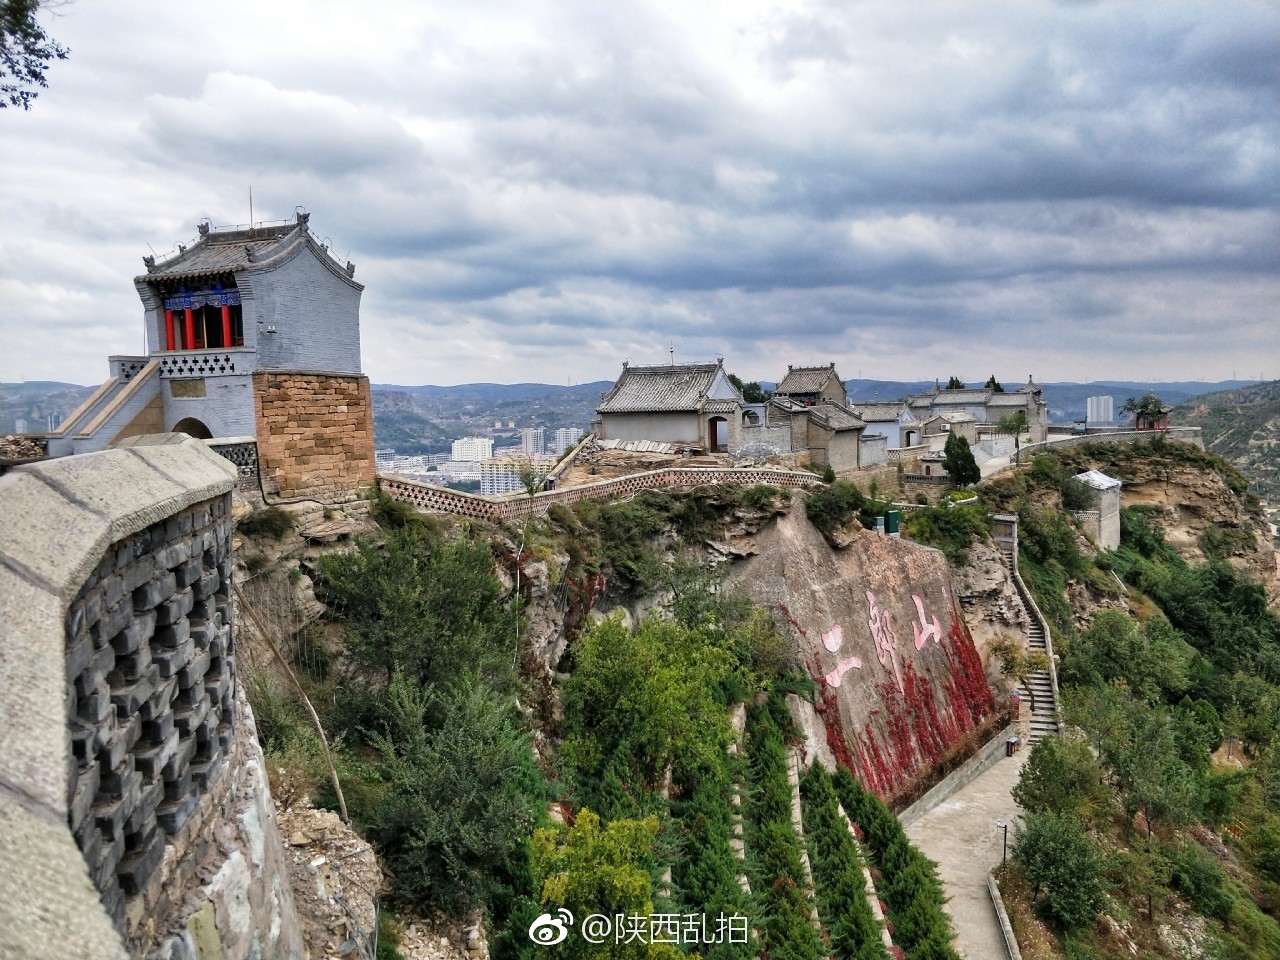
[184,309,195,351]
[221,305,232,349]
[164,309,176,351]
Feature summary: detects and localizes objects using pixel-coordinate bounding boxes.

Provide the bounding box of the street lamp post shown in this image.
[996,820,1008,864]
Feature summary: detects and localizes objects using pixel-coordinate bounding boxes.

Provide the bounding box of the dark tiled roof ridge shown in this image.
[622,361,720,374]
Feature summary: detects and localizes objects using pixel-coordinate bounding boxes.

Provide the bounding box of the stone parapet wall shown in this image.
[204,438,261,495]
[63,495,236,928]
[380,466,825,521]
[0,435,301,960]
[253,372,375,502]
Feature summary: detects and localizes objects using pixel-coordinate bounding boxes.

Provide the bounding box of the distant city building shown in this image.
[1086,396,1114,425]
[520,427,545,457]
[374,448,397,468]
[47,413,62,431]
[553,427,584,455]
[452,436,494,461]
[481,456,525,496]
[14,419,28,434]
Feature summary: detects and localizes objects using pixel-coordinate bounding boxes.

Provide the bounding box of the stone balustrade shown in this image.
[205,436,261,494]
[887,444,929,462]
[380,465,825,521]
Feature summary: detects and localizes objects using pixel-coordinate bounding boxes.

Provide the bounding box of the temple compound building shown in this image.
[906,376,1049,444]
[44,211,375,501]
[594,359,871,472]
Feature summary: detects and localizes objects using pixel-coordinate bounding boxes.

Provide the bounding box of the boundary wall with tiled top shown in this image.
[379,466,826,520]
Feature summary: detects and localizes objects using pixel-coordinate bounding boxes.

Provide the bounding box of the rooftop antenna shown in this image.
[669,343,675,366]
[249,186,254,231]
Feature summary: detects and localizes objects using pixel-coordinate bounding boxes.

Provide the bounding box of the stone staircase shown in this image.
[998,544,1060,743]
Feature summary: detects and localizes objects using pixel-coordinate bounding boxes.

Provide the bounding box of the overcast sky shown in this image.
[2,1,1277,388]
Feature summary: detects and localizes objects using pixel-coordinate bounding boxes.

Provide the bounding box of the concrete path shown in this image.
[904,752,1027,959]
[979,452,1015,479]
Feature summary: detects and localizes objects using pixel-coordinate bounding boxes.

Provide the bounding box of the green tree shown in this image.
[367,674,545,915]
[996,409,1028,459]
[1111,707,1203,833]
[945,376,965,390]
[1013,811,1107,929]
[1,0,69,109]
[317,527,519,692]
[1120,393,1167,426]
[516,457,547,496]
[560,616,729,812]
[531,810,682,960]
[985,374,1005,393]
[942,432,980,486]
[1012,735,1110,821]
[988,632,1051,714]
[727,372,769,403]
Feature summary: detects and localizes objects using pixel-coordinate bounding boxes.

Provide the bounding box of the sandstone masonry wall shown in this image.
[0,435,302,960]
[253,372,375,501]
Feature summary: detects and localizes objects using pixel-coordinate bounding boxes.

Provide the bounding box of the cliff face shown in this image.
[1119,459,1278,602]
[725,499,998,802]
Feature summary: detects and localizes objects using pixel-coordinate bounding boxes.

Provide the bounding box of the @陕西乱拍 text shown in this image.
[528,908,749,945]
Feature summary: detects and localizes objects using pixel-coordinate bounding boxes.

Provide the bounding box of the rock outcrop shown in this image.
[725,497,999,803]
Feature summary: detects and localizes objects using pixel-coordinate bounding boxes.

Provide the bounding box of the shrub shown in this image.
[800,764,886,959]
[804,481,865,534]
[744,700,825,960]
[831,766,960,958]
[1013,811,1106,930]
[239,505,295,538]
[744,483,788,511]
[317,527,520,695]
[370,492,432,530]
[367,674,545,916]
[903,503,990,564]
[1167,842,1233,920]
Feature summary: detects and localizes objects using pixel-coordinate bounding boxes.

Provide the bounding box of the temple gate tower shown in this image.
[45,211,376,501]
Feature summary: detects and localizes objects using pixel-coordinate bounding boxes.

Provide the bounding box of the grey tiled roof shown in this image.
[987,393,1034,406]
[808,402,865,432]
[776,365,839,394]
[138,223,304,283]
[703,398,740,414]
[1073,470,1122,491]
[597,363,722,414]
[928,389,991,404]
[851,402,908,421]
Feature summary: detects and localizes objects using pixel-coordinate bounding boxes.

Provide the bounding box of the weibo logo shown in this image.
[528,908,574,945]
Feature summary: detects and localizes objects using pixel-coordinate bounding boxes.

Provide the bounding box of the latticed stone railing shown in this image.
[379,466,825,521]
[887,444,928,462]
[156,349,254,379]
[207,437,260,493]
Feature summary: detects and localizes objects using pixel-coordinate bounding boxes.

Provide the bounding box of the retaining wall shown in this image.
[380,465,826,521]
[1017,427,1202,460]
[0,434,302,960]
